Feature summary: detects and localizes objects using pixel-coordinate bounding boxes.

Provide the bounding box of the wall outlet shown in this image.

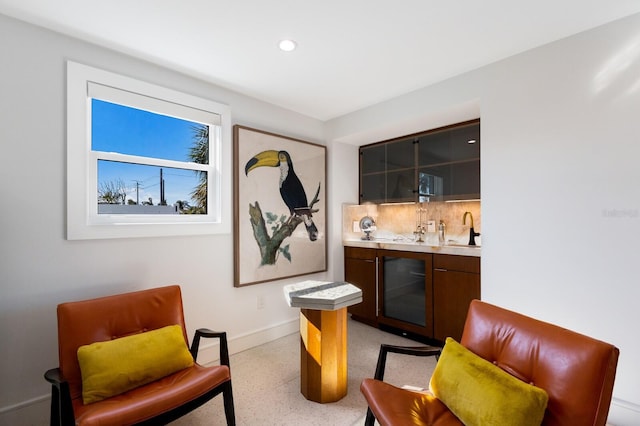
[257,295,265,310]
[426,220,436,233]
[352,220,361,232]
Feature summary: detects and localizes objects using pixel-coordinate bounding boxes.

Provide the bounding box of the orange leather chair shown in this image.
[361,300,619,426]
[44,285,235,426]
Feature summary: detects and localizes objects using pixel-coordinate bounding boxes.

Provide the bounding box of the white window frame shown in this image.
[67,61,231,240]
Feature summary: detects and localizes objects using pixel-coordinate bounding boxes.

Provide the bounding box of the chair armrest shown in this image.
[45,367,63,384]
[373,344,441,381]
[190,328,230,366]
[44,368,75,426]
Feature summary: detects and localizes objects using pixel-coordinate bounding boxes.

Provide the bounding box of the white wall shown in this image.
[3,9,640,425]
[326,12,640,425]
[0,13,331,424]
[327,140,360,280]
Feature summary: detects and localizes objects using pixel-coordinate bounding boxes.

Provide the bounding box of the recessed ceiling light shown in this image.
[278,39,297,52]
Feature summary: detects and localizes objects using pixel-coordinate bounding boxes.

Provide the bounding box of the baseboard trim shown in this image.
[182,317,299,366]
[0,393,49,415]
[608,397,640,425]
[0,393,50,425]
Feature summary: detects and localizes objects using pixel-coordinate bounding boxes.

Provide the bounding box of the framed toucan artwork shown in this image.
[233,125,327,287]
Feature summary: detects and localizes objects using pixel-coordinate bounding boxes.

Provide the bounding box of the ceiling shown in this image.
[2,1,640,121]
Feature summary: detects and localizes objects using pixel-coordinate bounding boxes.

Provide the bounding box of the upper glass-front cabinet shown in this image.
[359,119,480,204]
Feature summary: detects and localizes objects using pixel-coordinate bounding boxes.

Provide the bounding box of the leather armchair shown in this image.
[361,300,619,426]
[44,285,235,426]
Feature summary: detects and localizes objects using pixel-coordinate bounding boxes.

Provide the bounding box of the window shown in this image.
[67,61,231,239]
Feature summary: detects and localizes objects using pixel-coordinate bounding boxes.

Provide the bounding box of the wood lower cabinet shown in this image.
[344,246,480,343]
[433,254,481,342]
[344,247,377,326]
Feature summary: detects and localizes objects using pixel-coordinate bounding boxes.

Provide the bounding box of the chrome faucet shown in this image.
[414,203,426,242]
[462,211,480,246]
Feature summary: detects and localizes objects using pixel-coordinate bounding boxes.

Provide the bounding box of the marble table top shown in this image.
[284,280,363,311]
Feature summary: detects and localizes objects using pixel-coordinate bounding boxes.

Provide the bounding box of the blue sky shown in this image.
[92,99,204,206]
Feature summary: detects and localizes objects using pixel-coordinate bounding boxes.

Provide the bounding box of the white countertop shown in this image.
[343,238,481,257]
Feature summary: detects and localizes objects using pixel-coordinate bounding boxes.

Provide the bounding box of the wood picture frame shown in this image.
[233,125,327,287]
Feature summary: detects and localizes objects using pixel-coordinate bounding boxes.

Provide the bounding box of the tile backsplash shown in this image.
[343,201,481,246]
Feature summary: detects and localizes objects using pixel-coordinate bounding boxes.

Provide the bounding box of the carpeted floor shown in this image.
[171,317,438,426]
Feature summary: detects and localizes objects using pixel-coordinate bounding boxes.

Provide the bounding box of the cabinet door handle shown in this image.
[434,268,448,272]
[375,257,379,315]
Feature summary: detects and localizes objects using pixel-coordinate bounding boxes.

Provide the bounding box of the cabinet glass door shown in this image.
[382,256,425,327]
[360,144,386,202]
[418,120,480,200]
[385,138,415,202]
[360,138,416,203]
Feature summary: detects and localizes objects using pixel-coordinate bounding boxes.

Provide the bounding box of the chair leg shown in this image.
[364,407,375,426]
[50,386,60,426]
[223,381,236,426]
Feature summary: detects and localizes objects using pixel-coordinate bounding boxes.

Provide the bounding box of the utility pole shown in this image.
[160,168,166,206]
[132,180,141,205]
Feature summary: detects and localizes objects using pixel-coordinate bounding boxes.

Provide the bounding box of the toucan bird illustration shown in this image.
[245,150,319,241]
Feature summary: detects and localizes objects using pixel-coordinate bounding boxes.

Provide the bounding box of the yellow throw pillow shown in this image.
[77,324,194,404]
[429,337,548,426]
